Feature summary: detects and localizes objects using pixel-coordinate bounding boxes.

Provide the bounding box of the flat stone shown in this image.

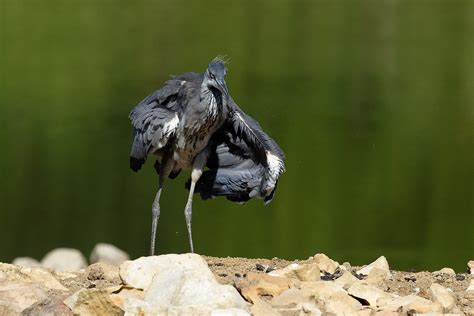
[334,270,359,289]
[429,283,455,312]
[325,291,363,315]
[309,253,339,274]
[468,260,474,275]
[357,256,391,278]
[378,294,442,313]
[269,263,320,282]
[271,288,312,307]
[347,283,392,307]
[12,257,41,267]
[41,248,87,272]
[90,243,130,266]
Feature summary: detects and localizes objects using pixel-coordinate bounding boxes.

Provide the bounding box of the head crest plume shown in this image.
[212,55,230,65]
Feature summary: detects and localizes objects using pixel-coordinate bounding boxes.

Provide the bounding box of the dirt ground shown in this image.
[204,256,473,303]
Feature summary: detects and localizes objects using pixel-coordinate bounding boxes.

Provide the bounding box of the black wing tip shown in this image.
[130,157,145,172]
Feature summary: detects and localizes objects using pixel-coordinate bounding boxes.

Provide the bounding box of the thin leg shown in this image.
[149,186,162,256]
[184,152,207,253]
[149,156,173,256]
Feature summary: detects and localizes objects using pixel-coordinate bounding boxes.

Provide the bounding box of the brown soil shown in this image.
[204,256,473,309]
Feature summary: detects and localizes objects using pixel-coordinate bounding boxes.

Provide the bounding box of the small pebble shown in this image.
[455,274,465,281]
[404,276,417,282]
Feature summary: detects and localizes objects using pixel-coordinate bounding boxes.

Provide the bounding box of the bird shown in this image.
[129,57,285,255]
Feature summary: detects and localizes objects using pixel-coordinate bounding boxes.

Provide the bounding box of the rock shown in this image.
[378,295,442,313]
[120,253,208,290]
[429,283,455,312]
[110,287,144,310]
[466,279,474,293]
[64,289,123,315]
[347,283,392,307]
[211,308,251,315]
[325,291,363,315]
[0,263,67,291]
[41,248,87,272]
[434,267,456,275]
[0,282,53,314]
[357,256,391,278]
[309,253,339,274]
[366,267,390,285]
[21,296,73,316]
[121,253,248,314]
[12,257,41,267]
[271,288,312,307]
[468,260,474,275]
[304,281,345,300]
[334,270,359,289]
[90,243,129,266]
[269,263,320,282]
[86,262,121,284]
[250,298,279,316]
[238,272,292,302]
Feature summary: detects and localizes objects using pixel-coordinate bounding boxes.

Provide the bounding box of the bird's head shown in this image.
[204,57,228,97]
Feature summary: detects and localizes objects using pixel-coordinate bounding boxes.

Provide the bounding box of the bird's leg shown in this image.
[184,151,207,253]
[149,156,173,256]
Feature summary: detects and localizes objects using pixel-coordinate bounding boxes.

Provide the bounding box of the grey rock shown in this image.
[90,243,129,266]
[41,248,87,272]
[12,257,41,267]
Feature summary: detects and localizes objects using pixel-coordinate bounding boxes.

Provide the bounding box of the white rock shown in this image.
[347,283,391,307]
[211,308,251,316]
[304,281,346,300]
[429,283,455,312]
[325,291,363,314]
[269,263,320,282]
[434,267,456,275]
[90,243,129,266]
[0,282,52,314]
[41,248,87,271]
[121,254,248,314]
[467,260,474,275]
[466,279,474,293]
[334,270,359,289]
[120,253,210,290]
[12,257,41,267]
[310,253,340,274]
[357,256,391,278]
[378,294,442,313]
[0,263,67,291]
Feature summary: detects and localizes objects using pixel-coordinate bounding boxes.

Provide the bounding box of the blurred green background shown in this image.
[0,0,473,271]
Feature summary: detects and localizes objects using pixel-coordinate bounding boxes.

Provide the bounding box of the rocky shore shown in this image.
[1,244,473,315]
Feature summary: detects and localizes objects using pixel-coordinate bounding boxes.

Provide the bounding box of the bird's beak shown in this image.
[216,79,229,97]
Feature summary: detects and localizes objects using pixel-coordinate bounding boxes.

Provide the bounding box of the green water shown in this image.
[0,0,473,271]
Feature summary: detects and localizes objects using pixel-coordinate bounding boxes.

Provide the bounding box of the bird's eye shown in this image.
[210,73,215,80]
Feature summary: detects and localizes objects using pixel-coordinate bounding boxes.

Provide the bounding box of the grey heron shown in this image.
[129,57,285,255]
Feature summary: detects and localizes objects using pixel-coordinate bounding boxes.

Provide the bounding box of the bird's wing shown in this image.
[128,73,201,171]
[191,98,285,204]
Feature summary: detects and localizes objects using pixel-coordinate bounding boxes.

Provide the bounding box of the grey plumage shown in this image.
[129,58,285,254]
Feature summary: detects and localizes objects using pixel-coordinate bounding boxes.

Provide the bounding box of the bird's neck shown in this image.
[200,84,222,117]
